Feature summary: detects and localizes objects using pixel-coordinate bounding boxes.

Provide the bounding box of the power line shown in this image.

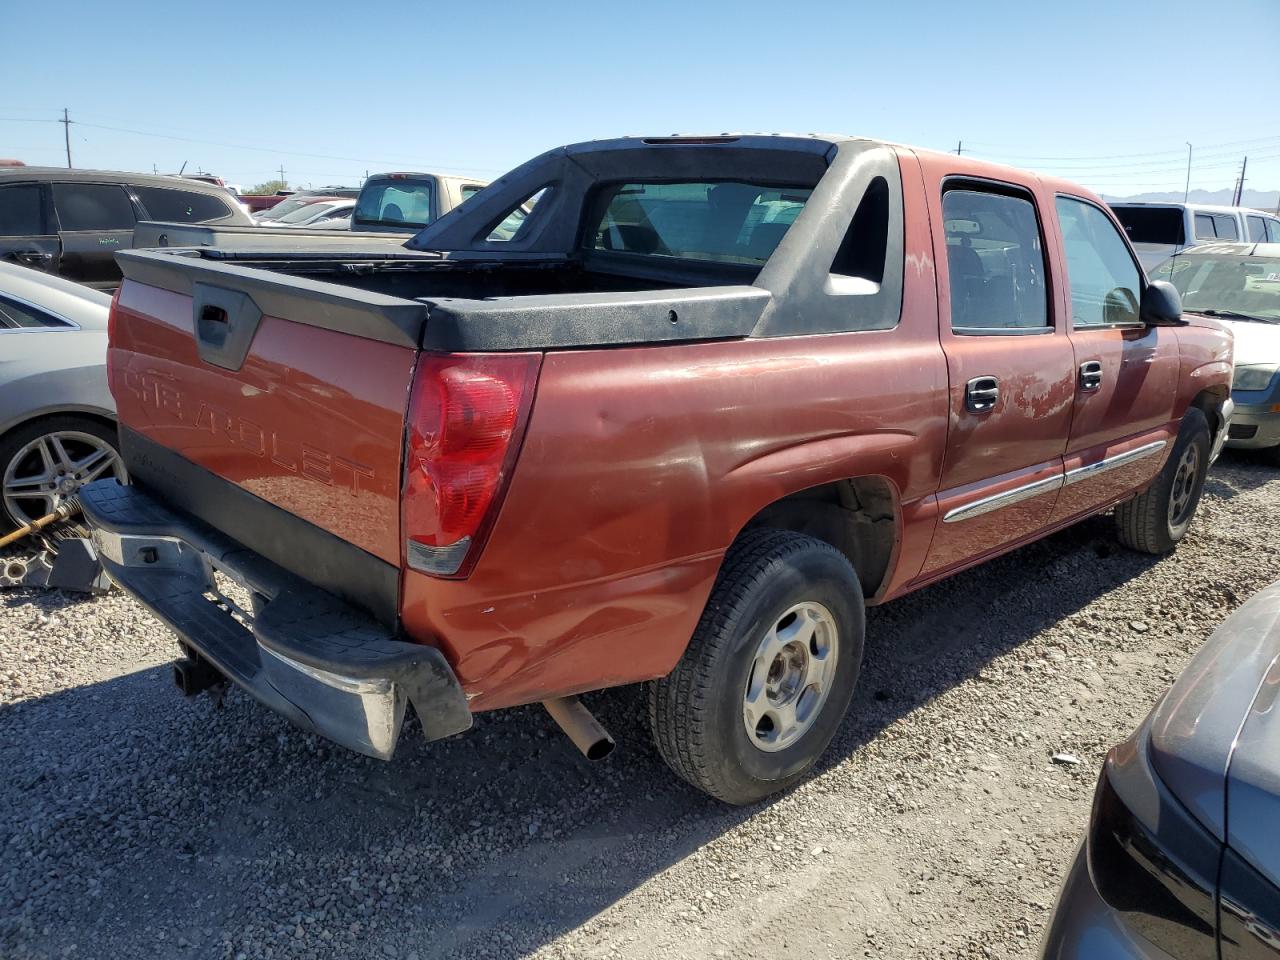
[960,133,1280,162]
[0,114,503,175]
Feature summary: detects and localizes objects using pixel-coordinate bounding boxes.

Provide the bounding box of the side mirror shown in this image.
[1141,280,1185,326]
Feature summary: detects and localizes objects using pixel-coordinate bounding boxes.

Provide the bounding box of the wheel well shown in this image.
[1189,388,1229,440]
[742,477,898,598]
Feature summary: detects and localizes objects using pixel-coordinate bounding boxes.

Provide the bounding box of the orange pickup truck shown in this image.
[83,134,1233,803]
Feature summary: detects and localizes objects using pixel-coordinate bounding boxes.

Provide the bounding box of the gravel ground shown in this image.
[3,451,1279,960]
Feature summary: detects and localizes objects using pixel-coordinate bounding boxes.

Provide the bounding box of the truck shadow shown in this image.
[0,513,1182,960]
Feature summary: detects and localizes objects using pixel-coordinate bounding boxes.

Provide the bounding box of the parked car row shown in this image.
[1111,200,1280,271]
[3,133,1280,960]
[0,167,251,289]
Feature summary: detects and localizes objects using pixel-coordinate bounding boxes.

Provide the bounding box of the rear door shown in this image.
[51,181,138,289]
[918,176,1076,578]
[1049,196,1179,524]
[0,181,61,276]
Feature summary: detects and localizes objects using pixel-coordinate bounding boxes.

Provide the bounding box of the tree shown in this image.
[248,179,287,196]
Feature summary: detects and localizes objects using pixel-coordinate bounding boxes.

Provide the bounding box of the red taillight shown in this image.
[403,352,540,577]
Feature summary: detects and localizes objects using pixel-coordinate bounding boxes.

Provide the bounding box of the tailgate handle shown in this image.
[192,282,262,371]
[198,305,230,347]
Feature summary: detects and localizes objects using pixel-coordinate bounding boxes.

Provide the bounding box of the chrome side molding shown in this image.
[1063,440,1167,487]
[943,474,1064,524]
[943,439,1169,524]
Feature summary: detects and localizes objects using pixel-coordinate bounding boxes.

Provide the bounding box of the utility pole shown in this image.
[278,164,286,188]
[1232,156,1248,206]
[60,108,72,168]
[1183,142,1192,204]
[955,140,963,156]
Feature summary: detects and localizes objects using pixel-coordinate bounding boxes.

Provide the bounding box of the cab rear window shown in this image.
[586,181,812,265]
[354,180,433,228]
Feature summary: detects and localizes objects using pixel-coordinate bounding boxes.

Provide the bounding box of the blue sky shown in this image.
[2,0,1277,201]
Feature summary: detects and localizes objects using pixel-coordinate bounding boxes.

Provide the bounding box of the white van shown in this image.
[1109,201,1280,272]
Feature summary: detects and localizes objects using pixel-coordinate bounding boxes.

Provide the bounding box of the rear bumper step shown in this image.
[80,480,472,759]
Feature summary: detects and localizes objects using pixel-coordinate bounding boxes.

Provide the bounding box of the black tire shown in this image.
[647,528,865,804]
[0,415,121,531]
[1115,408,1210,554]
[1259,444,1280,468]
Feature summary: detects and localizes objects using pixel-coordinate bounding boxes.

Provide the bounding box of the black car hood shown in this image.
[1148,581,1280,885]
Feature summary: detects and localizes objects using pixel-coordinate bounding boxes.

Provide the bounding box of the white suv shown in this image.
[1109,201,1280,272]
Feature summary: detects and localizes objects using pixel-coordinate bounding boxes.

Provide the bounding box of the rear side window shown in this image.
[587,181,813,265]
[133,186,232,223]
[0,184,44,235]
[830,176,889,284]
[0,294,73,329]
[1195,213,1241,241]
[1110,206,1185,245]
[1248,215,1268,242]
[1268,220,1280,243]
[942,188,1048,331]
[52,183,136,231]
[1056,197,1141,327]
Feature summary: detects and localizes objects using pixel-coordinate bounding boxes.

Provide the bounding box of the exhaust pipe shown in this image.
[173,653,224,697]
[542,696,615,761]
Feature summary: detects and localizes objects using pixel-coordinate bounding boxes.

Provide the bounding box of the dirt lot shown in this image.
[2,452,1278,960]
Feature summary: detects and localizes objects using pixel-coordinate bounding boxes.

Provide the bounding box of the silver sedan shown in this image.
[0,262,124,529]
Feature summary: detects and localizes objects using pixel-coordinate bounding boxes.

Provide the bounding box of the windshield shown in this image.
[278,201,343,224]
[353,179,434,228]
[586,180,812,265]
[1155,254,1280,321]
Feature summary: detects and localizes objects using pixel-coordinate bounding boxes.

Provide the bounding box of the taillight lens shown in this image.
[403,352,540,577]
[107,287,123,345]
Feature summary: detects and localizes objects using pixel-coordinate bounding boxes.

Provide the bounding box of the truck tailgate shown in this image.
[109,251,425,571]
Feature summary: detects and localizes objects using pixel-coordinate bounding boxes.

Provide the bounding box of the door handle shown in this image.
[1079,360,1104,392]
[965,375,1000,413]
[11,251,52,267]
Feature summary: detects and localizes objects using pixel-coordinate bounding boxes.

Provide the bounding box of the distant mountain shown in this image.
[1102,187,1279,211]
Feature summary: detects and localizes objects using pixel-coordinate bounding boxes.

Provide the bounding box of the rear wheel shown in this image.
[1115,408,1210,554]
[647,529,865,804]
[0,417,126,531]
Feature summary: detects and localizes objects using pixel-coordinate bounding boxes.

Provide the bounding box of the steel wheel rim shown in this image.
[2,430,126,527]
[1168,443,1200,527]
[742,600,839,753]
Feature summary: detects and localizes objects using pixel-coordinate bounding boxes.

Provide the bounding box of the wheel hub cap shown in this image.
[742,601,839,753]
[2,430,127,527]
[1169,443,1200,527]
